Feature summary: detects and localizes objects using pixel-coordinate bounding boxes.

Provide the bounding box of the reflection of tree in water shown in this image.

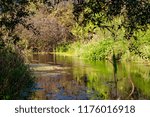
[74,63,150,100]
[129,87,139,100]
[30,53,150,100]
[107,78,135,100]
[81,74,88,87]
[108,77,147,100]
[32,71,90,99]
[108,81,118,99]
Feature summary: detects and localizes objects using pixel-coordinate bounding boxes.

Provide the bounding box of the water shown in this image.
[28,53,150,100]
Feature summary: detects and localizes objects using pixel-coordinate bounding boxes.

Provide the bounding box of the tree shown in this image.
[0,0,35,49]
[75,0,150,38]
[73,0,150,99]
[16,1,74,52]
[74,0,150,59]
[0,0,35,99]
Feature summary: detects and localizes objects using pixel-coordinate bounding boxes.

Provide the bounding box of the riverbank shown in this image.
[56,41,150,65]
[0,48,35,99]
[28,52,149,67]
[56,23,150,64]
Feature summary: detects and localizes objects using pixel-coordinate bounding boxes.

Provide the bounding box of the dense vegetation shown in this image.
[57,0,150,62]
[0,0,35,99]
[1,0,149,62]
[0,48,34,99]
[0,0,150,99]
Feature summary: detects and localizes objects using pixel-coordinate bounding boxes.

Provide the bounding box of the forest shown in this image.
[0,0,150,100]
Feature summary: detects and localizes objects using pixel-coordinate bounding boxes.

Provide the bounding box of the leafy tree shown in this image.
[73,0,150,89]
[17,1,74,52]
[0,0,35,99]
[0,0,35,49]
[74,0,150,58]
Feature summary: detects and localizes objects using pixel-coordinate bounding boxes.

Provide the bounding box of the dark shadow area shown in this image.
[0,48,35,99]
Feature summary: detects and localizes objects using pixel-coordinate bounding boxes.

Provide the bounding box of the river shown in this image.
[28,53,150,100]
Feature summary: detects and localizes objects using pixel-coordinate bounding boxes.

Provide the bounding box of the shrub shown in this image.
[0,48,34,99]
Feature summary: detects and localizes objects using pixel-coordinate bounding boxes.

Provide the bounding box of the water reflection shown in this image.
[29,53,150,100]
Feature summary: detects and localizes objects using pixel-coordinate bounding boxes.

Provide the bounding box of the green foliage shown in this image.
[56,43,71,52]
[0,1,37,99]
[81,39,113,60]
[75,0,150,37]
[0,48,34,99]
[73,0,150,62]
[58,26,150,62]
[71,23,87,40]
[71,21,96,41]
[52,1,75,27]
[56,54,150,99]
[0,0,35,48]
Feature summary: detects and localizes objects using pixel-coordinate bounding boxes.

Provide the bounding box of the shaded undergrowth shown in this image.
[0,48,35,99]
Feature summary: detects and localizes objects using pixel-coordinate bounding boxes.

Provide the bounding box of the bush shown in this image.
[75,39,114,60]
[0,48,34,99]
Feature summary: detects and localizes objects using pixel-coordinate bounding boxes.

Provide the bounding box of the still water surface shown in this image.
[29,53,150,100]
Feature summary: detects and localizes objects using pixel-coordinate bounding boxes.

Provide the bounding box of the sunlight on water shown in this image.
[28,53,150,100]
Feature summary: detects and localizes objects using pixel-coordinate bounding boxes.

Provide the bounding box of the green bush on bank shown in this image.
[78,39,114,60]
[0,48,34,99]
[56,28,150,62]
